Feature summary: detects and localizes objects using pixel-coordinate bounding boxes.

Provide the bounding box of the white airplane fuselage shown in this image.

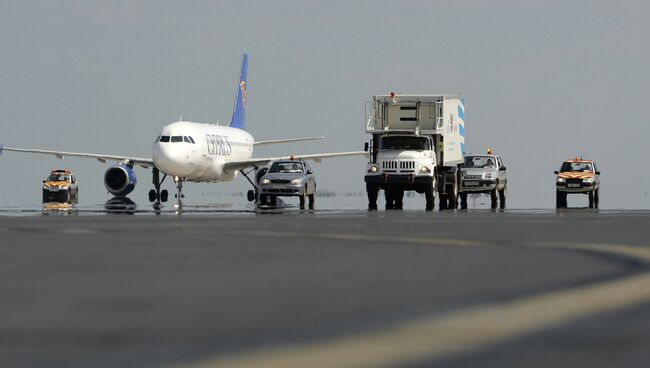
[152,121,253,182]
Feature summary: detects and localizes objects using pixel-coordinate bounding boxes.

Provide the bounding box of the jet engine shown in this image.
[104,164,137,197]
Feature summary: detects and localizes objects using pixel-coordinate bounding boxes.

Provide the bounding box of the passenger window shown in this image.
[171,136,183,143]
[160,136,170,142]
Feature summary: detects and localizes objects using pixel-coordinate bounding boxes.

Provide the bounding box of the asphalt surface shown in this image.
[0,209,649,368]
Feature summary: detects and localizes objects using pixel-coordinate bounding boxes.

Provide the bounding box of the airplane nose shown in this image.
[152,142,184,173]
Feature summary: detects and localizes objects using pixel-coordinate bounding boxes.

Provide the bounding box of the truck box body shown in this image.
[365,94,465,166]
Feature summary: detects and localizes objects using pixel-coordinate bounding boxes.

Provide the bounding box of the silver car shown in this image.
[259,160,316,209]
[459,154,507,209]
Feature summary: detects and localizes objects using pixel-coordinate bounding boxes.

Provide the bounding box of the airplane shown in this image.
[0,54,366,205]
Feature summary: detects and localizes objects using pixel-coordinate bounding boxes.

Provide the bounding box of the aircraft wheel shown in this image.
[148,189,156,202]
[160,190,169,202]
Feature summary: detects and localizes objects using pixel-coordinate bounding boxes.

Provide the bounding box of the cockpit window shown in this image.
[160,136,170,142]
[171,136,183,143]
[183,136,191,143]
[188,136,195,144]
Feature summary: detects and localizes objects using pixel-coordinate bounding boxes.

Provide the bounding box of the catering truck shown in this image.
[364,93,465,211]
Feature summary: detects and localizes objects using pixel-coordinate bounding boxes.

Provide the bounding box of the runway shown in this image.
[0,209,649,368]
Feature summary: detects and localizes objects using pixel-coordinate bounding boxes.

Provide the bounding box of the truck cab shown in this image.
[459,150,507,209]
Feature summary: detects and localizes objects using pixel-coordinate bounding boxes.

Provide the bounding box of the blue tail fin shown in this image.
[229,53,248,130]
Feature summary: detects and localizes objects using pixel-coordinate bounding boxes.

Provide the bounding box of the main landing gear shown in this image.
[240,167,261,203]
[148,167,169,203]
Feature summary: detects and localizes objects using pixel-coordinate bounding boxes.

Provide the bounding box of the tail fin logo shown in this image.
[240,80,247,108]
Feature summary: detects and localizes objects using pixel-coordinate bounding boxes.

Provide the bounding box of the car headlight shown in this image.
[291,178,302,184]
[583,177,595,183]
[261,178,270,185]
[556,177,566,183]
[483,173,495,179]
[368,165,378,173]
[419,166,431,174]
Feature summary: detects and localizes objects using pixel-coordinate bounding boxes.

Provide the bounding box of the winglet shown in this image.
[0,143,3,156]
[230,53,248,130]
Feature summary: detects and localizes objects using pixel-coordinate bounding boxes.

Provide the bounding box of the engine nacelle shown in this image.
[104,164,137,197]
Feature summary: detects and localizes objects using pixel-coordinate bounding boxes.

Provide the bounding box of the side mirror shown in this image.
[554,170,559,175]
[595,171,600,175]
[499,166,506,171]
[307,170,313,174]
[42,180,46,183]
[363,142,369,152]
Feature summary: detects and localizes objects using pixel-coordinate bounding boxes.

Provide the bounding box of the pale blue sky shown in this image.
[1,0,649,208]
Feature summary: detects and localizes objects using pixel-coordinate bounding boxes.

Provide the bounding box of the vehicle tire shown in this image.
[490,188,498,209]
[366,183,379,210]
[499,184,507,209]
[385,189,395,210]
[594,189,599,208]
[308,192,315,210]
[588,190,594,208]
[148,189,156,202]
[161,189,169,202]
[424,184,435,211]
[448,183,458,209]
[394,189,404,210]
[259,194,267,205]
[270,195,277,207]
[299,192,306,209]
[439,194,448,210]
[556,191,566,208]
[460,192,468,209]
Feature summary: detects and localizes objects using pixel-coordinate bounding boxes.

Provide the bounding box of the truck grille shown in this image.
[270,179,291,184]
[382,160,415,172]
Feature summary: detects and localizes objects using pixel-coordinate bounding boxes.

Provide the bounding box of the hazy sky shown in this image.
[1,0,649,209]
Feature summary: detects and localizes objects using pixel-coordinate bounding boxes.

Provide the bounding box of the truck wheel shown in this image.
[448,184,458,209]
[460,193,468,209]
[425,185,435,211]
[439,194,448,210]
[270,195,277,207]
[366,183,379,210]
[490,188,498,209]
[259,194,267,205]
[588,190,594,208]
[394,189,404,210]
[385,189,395,210]
[556,191,566,208]
[594,189,599,208]
[499,184,507,209]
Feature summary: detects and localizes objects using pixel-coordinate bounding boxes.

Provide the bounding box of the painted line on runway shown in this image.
[170,231,650,368]
[174,271,650,368]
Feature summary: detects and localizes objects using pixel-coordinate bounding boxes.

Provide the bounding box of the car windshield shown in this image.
[560,162,593,172]
[48,175,69,182]
[268,162,304,173]
[463,156,496,168]
[380,136,429,150]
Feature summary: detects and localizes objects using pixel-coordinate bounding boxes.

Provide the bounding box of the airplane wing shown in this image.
[223,151,368,172]
[253,137,324,146]
[0,145,155,168]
